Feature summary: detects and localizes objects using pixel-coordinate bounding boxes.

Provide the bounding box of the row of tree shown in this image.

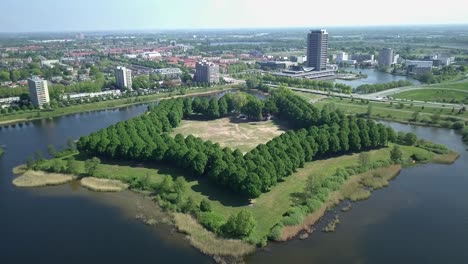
[77,89,399,198]
[239,74,353,94]
[355,80,413,94]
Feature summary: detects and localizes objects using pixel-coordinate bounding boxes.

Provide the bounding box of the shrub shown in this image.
[268,223,284,241]
[451,121,465,130]
[198,211,225,233]
[411,152,430,162]
[199,199,212,212]
[306,198,322,212]
[281,207,306,226]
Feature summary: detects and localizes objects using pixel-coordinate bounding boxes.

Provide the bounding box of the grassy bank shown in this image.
[0,147,4,156]
[315,97,468,129]
[394,89,468,104]
[80,177,128,192]
[12,170,75,187]
[173,213,256,259]
[0,86,236,126]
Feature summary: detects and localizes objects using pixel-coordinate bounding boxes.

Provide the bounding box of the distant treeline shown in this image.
[355,80,413,94]
[238,74,353,94]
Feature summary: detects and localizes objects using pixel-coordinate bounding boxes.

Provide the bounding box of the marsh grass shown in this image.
[80,177,128,192]
[13,170,74,187]
[173,213,255,258]
[431,151,460,164]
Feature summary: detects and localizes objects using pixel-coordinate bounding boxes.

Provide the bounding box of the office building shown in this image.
[336,52,348,63]
[350,54,375,63]
[28,77,50,108]
[115,66,132,91]
[194,60,219,83]
[406,60,433,74]
[378,48,394,66]
[306,29,328,71]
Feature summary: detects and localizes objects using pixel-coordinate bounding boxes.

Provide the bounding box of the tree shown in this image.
[200,199,212,212]
[404,133,417,146]
[84,157,101,176]
[242,98,263,120]
[66,158,81,174]
[222,210,256,238]
[47,144,58,158]
[390,145,403,164]
[218,96,229,116]
[358,152,371,169]
[304,174,321,198]
[207,97,220,119]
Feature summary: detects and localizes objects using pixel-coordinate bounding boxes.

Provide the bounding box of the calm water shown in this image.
[249,122,468,264]
[335,68,421,89]
[1,94,467,264]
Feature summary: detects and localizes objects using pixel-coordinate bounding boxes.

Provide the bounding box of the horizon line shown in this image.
[1,22,467,35]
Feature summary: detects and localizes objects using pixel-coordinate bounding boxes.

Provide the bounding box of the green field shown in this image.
[315,97,468,124]
[394,89,468,103]
[172,118,287,153]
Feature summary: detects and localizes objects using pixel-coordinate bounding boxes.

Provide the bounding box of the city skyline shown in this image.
[1,0,468,33]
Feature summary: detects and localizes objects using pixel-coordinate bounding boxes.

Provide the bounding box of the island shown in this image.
[13,88,458,262]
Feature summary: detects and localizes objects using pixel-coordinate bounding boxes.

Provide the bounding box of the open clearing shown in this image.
[173,117,287,153]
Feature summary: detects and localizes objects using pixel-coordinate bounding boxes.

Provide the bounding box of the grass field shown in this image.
[430,80,468,91]
[394,89,468,103]
[315,97,468,123]
[173,117,287,153]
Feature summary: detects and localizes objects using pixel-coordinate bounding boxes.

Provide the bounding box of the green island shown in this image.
[0,85,236,126]
[12,87,459,262]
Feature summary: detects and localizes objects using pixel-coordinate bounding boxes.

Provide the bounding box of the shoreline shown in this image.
[0,86,237,126]
[278,151,458,241]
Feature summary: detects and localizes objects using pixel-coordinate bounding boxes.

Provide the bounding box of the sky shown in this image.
[1,0,468,32]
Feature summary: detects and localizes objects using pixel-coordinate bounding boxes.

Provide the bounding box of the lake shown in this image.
[335,67,421,89]
[1,93,466,264]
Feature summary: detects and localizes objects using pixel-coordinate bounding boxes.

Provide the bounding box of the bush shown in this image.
[281,207,306,226]
[268,223,284,241]
[411,152,430,162]
[200,199,212,212]
[198,211,225,233]
[451,121,465,130]
[305,198,322,212]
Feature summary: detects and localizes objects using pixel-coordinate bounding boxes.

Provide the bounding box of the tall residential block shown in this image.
[115,66,132,91]
[306,29,329,71]
[194,60,219,83]
[28,76,50,108]
[378,48,394,66]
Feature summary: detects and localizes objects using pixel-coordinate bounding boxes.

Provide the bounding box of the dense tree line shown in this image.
[237,74,353,94]
[77,89,398,198]
[355,80,413,94]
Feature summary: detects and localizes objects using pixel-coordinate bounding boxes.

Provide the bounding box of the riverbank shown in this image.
[80,177,129,192]
[12,143,459,261]
[13,170,76,187]
[277,150,458,241]
[0,86,237,126]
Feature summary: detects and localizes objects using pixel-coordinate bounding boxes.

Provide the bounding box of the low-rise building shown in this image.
[154,68,183,79]
[406,60,433,74]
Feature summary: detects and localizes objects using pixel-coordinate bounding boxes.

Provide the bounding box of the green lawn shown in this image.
[394,89,468,104]
[316,97,468,122]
